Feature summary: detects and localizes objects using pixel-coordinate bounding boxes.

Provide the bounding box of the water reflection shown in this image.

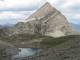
[13,48,41,58]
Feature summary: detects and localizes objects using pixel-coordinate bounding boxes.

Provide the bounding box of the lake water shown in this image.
[13,48,41,58]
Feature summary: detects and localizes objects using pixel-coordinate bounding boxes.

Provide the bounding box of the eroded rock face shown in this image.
[8,2,72,37]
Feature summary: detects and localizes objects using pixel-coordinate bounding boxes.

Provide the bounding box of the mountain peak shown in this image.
[43,2,52,7]
[12,1,72,37]
[43,2,52,6]
[27,2,57,19]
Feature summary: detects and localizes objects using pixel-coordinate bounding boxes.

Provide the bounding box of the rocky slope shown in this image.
[12,35,80,60]
[0,40,19,60]
[41,35,80,60]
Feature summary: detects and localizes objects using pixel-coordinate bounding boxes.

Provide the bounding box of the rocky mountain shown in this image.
[9,2,73,37]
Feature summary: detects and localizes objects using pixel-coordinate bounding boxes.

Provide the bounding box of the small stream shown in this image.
[13,48,41,59]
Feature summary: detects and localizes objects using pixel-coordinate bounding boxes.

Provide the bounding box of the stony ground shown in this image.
[0,35,80,60]
[13,35,80,60]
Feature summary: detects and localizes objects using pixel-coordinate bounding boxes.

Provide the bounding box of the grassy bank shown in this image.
[0,33,80,48]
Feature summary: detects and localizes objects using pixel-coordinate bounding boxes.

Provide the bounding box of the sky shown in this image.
[0,0,80,25]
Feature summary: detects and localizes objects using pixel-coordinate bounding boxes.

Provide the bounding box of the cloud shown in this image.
[74,14,80,20]
[69,19,80,24]
[0,19,17,25]
[0,11,31,25]
[0,0,4,1]
[0,0,45,11]
[0,0,46,25]
[0,11,26,19]
[0,0,80,25]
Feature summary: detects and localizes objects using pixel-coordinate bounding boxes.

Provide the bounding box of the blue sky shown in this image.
[0,0,80,25]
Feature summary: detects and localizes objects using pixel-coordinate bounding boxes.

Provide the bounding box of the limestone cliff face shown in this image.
[9,2,72,37]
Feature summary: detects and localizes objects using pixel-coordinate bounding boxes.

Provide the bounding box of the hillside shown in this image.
[1,33,80,48]
[20,35,80,60]
[7,34,80,60]
[0,31,80,60]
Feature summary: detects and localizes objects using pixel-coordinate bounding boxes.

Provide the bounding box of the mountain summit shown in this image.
[28,2,57,19]
[9,2,73,37]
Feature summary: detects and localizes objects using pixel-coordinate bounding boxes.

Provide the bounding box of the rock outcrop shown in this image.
[0,41,19,60]
[9,2,72,37]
